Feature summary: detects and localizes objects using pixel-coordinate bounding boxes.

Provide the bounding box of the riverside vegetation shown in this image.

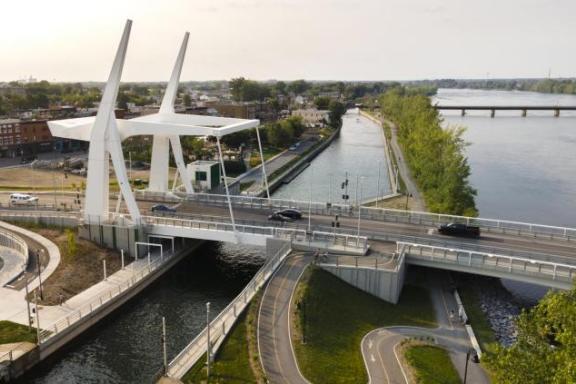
[380,87,478,216]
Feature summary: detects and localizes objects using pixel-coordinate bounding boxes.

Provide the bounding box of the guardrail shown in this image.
[142,215,307,242]
[37,248,177,344]
[167,242,292,379]
[134,191,576,241]
[398,242,576,287]
[310,231,369,253]
[0,224,29,287]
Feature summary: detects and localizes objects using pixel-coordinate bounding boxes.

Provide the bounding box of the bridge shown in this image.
[2,19,576,382]
[433,105,576,117]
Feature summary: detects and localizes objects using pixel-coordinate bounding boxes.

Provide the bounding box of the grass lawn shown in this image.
[292,267,436,384]
[0,320,36,344]
[457,286,498,353]
[404,344,461,384]
[182,292,264,384]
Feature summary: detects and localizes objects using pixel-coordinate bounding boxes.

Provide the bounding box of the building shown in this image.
[187,160,220,191]
[0,119,87,158]
[291,108,330,128]
[214,102,258,119]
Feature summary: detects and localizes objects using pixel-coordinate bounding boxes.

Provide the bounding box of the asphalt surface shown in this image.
[2,193,576,265]
[258,253,311,384]
[361,272,490,384]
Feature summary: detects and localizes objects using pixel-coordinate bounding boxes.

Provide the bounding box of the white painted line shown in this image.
[393,341,409,384]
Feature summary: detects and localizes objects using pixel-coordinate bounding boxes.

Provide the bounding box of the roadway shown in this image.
[3,193,576,266]
[148,199,576,266]
[361,272,490,384]
[258,253,311,384]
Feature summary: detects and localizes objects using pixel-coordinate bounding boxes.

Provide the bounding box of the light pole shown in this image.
[34,291,40,344]
[356,176,364,245]
[376,162,381,208]
[36,249,44,301]
[24,266,32,331]
[162,316,168,375]
[463,349,474,384]
[206,302,211,380]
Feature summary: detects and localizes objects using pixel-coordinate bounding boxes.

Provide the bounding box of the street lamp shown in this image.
[356,176,364,245]
[36,249,44,301]
[206,302,211,380]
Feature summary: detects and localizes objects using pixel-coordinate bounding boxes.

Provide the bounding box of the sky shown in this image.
[1,0,575,82]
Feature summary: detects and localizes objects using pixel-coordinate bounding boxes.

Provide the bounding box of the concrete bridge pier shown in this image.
[490,109,495,118]
[555,108,560,117]
[461,109,466,117]
[522,109,527,117]
[79,223,144,258]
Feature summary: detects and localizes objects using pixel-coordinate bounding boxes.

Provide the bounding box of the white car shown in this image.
[9,193,39,206]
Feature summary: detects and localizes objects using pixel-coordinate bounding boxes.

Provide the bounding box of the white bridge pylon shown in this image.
[48,20,266,228]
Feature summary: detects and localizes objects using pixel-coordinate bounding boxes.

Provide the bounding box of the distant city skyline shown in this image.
[1,0,575,82]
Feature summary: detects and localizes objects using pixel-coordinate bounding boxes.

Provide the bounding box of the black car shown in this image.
[438,223,480,238]
[274,209,302,220]
[150,204,177,213]
[268,212,293,222]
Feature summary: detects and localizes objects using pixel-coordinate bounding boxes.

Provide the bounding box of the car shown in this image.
[274,209,302,220]
[150,204,177,213]
[289,145,297,151]
[9,193,39,206]
[438,223,480,238]
[268,212,293,222]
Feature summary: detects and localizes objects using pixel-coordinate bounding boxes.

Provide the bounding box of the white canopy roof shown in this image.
[48,113,260,142]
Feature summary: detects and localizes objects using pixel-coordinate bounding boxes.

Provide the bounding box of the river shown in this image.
[434,88,576,302]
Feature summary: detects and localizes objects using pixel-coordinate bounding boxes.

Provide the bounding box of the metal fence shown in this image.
[37,248,178,344]
[167,242,292,379]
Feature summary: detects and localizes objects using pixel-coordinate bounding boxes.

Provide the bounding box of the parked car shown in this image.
[268,212,293,222]
[274,209,302,220]
[150,204,177,213]
[438,223,480,238]
[289,145,297,151]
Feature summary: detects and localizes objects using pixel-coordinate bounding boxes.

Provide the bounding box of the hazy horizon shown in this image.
[1,0,575,82]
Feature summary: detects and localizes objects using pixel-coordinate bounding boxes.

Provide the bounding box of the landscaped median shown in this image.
[290,266,437,384]
[400,340,461,384]
[182,291,265,384]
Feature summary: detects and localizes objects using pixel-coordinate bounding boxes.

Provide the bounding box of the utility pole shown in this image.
[357,177,363,245]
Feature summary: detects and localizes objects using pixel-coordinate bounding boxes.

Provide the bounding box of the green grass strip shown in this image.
[293,267,436,384]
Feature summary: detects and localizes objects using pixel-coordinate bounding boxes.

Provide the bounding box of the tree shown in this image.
[328,100,346,129]
[183,93,192,107]
[314,96,331,110]
[485,285,576,383]
[288,80,310,95]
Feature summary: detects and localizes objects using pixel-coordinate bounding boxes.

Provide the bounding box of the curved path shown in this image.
[258,253,311,384]
[361,273,490,384]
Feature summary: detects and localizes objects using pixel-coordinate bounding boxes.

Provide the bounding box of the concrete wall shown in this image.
[0,214,78,228]
[3,239,203,382]
[79,224,142,257]
[319,264,406,304]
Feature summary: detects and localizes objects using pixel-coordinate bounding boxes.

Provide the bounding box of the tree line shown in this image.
[408,78,576,96]
[380,87,478,216]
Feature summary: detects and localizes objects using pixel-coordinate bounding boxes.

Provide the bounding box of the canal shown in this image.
[22,110,388,383]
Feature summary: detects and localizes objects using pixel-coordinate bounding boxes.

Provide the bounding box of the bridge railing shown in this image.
[36,248,178,345]
[0,224,29,286]
[167,241,292,379]
[141,214,308,242]
[398,242,576,286]
[311,231,369,253]
[146,191,576,241]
